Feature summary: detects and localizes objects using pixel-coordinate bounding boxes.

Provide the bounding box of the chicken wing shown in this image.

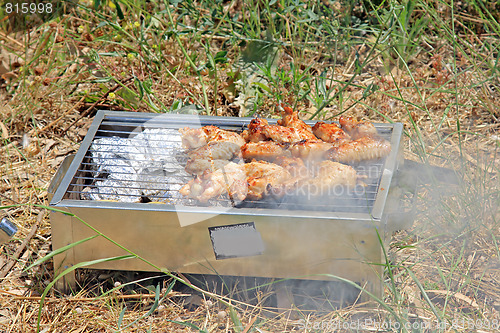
[185,159,230,175]
[244,161,292,200]
[338,116,378,140]
[179,126,245,148]
[314,160,358,188]
[243,113,312,143]
[241,141,290,161]
[312,121,351,144]
[288,140,333,160]
[326,136,391,163]
[260,125,303,143]
[242,118,269,142]
[179,127,208,149]
[274,156,310,178]
[188,141,242,161]
[179,162,247,203]
[269,160,357,198]
[277,105,317,140]
[297,161,358,196]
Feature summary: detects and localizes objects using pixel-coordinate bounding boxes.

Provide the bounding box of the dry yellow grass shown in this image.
[0,2,499,332]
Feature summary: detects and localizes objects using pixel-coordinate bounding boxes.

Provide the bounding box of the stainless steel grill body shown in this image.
[49,111,405,296]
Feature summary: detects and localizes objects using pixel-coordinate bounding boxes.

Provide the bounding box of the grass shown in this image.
[0,0,499,331]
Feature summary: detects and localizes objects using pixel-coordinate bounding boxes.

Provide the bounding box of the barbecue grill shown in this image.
[48,110,410,302]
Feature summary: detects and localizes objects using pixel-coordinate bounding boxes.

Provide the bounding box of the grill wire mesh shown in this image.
[65,116,393,214]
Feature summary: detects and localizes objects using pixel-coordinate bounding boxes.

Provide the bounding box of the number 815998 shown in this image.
[5,2,53,14]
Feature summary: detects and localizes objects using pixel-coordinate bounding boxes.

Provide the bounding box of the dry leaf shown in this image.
[77,128,88,137]
[49,156,66,168]
[34,66,45,75]
[68,63,78,74]
[1,72,18,81]
[0,62,8,75]
[427,290,479,309]
[40,138,57,154]
[0,121,8,139]
[24,141,40,157]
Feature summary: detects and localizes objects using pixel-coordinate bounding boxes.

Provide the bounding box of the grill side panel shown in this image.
[51,210,77,291]
[54,206,385,297]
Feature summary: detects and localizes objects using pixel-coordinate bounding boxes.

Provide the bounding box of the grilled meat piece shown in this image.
[277,105,317,140]
[204,125,246,146]
[269,160,357,198]
[181,160,292,202]
[326,136,391,163]
[338,116,378,140]
[289,140,333,160]
[244,161,292,200]
[185,159,230,175]
[243,115,310,143]
[260,125,303,143]
[179,126,245,148]
[274,156,310,178]
[188,142,242,161]
[314,160,358,188]
[180,162,247,203]
[179,127,208,149]
[312,121,351,144]
[241,141,290,161]
[242,118,269,142]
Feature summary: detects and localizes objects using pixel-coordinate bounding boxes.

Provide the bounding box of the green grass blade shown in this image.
[117,306,127,329]
[25,235,99,271]
[229,305,243,332]
[36,255,135,333]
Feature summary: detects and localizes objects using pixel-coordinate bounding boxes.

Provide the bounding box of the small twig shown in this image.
[0,30,24,49]
[61,77,134,135]
[0,193,20,204]
[0,211,44,279]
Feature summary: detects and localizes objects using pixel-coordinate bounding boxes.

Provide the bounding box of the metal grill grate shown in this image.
[62,113,396,214]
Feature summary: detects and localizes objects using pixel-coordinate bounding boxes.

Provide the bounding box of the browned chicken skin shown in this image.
[339,116,378,140]
[180,160,295,202]
[326,136,391,163]
[269,160,358,198]
[243,107,317,144]
[244,161,292,200]
[260,125,303,143]
[242,118,269,142]
[277,105,318,141]
[179,162,247,203]
[312,121,351,144]
[243,118,302,143]
[289,140,333,160]
[274,156,310,178]
[314,160,358,188]
[241,141,290,161]
[180,125,245,148]
[180,106,392,202]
